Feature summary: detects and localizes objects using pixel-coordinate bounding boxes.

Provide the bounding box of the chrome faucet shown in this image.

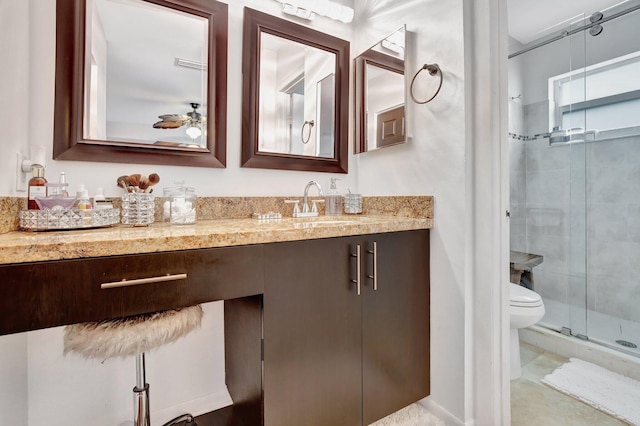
[303,181,324,213]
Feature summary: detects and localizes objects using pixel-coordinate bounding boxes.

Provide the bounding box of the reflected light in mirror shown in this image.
[186,124,202,139]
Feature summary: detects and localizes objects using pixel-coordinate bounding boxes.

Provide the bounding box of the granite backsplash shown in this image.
[1,195,433,234]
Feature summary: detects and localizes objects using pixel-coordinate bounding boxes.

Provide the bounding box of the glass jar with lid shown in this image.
[163,183,197,224]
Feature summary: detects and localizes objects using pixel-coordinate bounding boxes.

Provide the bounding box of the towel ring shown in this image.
[301,120,315,144]
[410,63,443,104]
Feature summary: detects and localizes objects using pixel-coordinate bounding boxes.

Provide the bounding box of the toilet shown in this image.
[509,283,545,380]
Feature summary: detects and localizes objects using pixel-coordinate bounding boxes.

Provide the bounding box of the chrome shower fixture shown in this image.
[590,24,603,36]
[590,11,604,23]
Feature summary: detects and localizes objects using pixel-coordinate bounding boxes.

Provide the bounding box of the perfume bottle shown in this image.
[27,164,47,210]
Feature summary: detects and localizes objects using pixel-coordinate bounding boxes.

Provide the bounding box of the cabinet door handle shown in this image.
[101,273,188,289]
[367,241,378,291]
[350,245,361,296]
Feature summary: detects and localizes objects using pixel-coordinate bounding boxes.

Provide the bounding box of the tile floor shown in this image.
[511,342,628,425]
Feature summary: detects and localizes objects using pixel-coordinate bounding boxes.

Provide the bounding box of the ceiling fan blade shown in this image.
[153,120,185,129]
[157,114,189,122]
[152,106,203,129]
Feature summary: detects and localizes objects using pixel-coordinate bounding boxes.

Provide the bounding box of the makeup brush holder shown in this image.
[121,193,155,226]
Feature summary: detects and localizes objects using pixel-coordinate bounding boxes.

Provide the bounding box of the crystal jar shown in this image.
[163,185,197,225]
[344,193,363,214]
[121,193,155,226]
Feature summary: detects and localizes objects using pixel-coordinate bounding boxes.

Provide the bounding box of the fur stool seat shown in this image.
[64,305,203,426]
[64,305,203,359]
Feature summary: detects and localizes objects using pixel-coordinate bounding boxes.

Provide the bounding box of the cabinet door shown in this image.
[362,230,430,424]
[263,237,362,426]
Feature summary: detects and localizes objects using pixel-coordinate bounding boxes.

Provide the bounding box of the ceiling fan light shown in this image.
[186,124,202,139]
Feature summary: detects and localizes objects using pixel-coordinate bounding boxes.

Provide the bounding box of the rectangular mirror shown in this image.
[85,0,208,148]
[354,26,407,154]
[241,8,349,173]
[53,0,228,168]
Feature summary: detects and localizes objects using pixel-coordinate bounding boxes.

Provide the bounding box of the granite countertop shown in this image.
[0,215,433,265]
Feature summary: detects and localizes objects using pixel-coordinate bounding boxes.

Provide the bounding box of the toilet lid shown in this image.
[509,283,543,307]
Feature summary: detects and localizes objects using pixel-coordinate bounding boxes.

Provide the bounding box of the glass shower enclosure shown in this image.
[508,0,640,357]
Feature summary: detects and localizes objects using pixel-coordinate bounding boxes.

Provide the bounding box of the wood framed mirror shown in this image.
[354,26,406,154]
[53,0,228,168]
[241,8,349,173]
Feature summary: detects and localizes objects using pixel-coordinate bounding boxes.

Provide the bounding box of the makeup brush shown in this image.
[126,174,142,188]
[145,173,160,193]
[138,176,151,191]
[116,175,130,194]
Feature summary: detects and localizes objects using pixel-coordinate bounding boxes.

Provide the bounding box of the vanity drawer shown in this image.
[0,244,264,336]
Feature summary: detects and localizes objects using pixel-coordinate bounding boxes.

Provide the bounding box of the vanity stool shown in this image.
[64,305,204,426]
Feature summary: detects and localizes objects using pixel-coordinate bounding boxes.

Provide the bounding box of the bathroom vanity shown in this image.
[0,216,431,425]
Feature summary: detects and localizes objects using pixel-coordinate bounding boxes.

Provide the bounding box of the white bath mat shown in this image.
[541,357,640,425]
[369,403,446,426]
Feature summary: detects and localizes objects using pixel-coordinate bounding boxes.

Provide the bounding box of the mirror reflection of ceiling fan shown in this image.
[153,102,205,139]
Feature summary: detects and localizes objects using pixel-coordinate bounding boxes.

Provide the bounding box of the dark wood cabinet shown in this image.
[361,231,430,425]
[263,230,430,426]
[0,229,429,426]
[0,245,264,335]
[263,236,363,426]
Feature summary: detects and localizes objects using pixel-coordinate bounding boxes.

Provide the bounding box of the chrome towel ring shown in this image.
[410,63,443,104]
[301,120,315,144]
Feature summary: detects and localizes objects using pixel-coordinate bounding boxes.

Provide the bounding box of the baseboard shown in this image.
[418,397,467,426]
[151,388,233,423]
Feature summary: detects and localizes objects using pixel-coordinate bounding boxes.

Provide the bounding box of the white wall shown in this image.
[354,0,467,422]
[0,0,499,424]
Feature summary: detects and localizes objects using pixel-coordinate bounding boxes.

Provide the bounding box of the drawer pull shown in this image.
[101,273,188,289]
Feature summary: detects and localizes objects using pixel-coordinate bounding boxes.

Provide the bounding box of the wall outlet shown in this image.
[16,153,28,192]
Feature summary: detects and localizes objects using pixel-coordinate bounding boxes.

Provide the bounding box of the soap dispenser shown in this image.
[325,178,343,216]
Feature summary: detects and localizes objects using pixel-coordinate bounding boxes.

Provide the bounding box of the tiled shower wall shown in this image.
[509,102,640,323]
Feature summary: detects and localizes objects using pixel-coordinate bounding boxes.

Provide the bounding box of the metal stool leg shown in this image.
[133,353,150,426]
